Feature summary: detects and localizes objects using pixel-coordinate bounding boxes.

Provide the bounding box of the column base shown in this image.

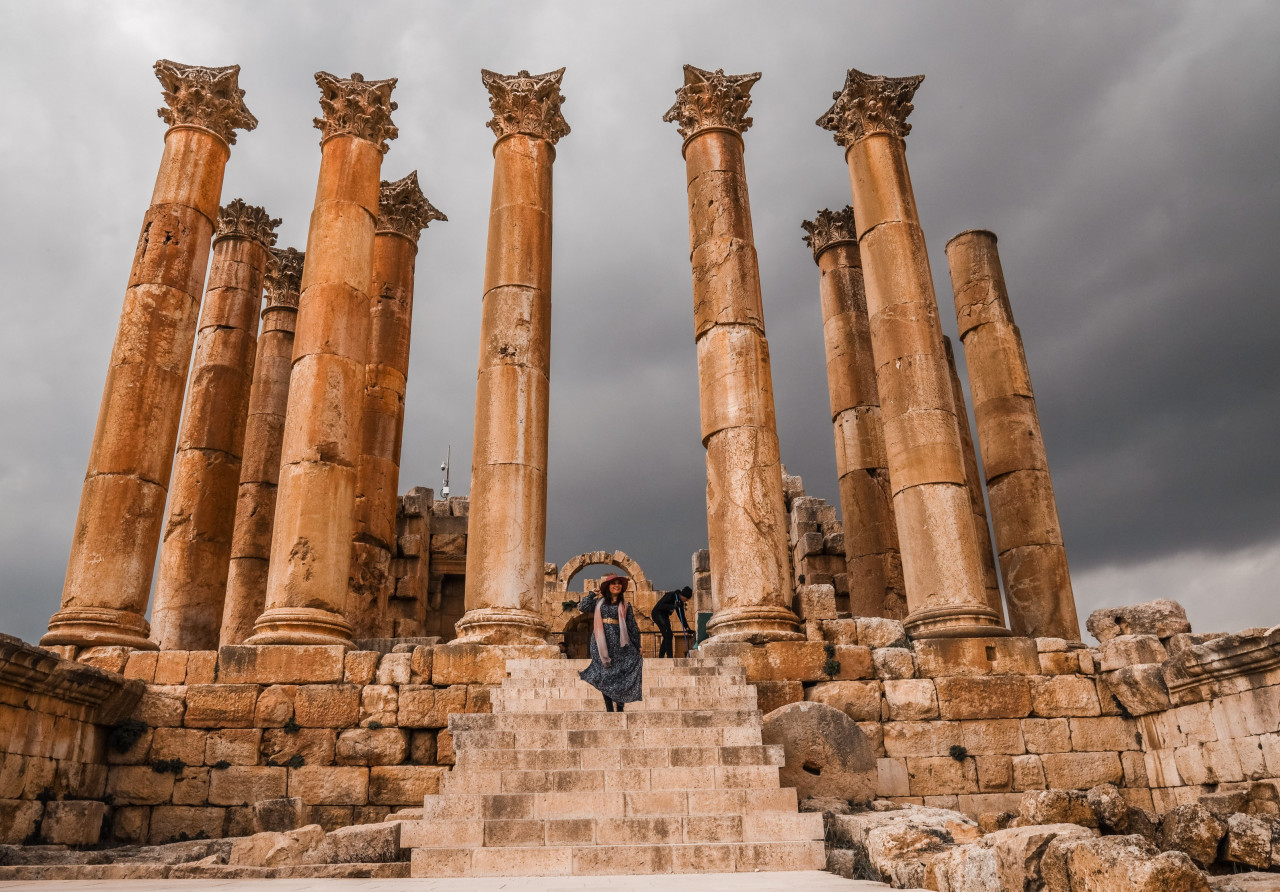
[454,607,552,646]
[245,607,354,647]
[903,604,1011,640]
[41,606,157,651]
[704,605,805,644]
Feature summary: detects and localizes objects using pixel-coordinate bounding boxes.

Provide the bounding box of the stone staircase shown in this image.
[402,656,826,877]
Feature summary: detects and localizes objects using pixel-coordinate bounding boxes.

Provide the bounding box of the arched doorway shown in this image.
[555,550,652,593]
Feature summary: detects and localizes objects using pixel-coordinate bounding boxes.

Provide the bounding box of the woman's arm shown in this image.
[626,605,642,645]
[578,592,598,613]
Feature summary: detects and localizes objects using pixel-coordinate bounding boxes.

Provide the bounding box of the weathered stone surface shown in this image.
[1099,635,1170,672]
[369,766,445,804]
[805,680,882,721]
[755,680,804,714]
[935,823,1096,892]
[1087,600,1192,644]
[335,728,408,766]
[205,729,261,766]
[884,679,939,720]
[1041,752,1123,790]
[857,618,909,649]
[1086,783,1130,832]
[397,685,466,728]
[218,645,346,684]
[936,676,1032,720]
[209,766,287,806]
[39,801,107,846]
[261,728,335,766]
[830,803,981,888]
[288,767,367,806]
[1030,675,1101,717]
[906,756,978,796]
[0,800,43,845]
[1225,812,1273,868]
[873,647,916,680]
[185,684,258,727]
[293,685,360,728]
[253,797,304,833]
[1102,664,1173,716]
[1020,789,1098,828]
[228,824,325,867]
[431,643,560,685]
[761,701,875,803]
[1158,804,1227,868]
[306,821,401,864]
[147,805,225,845]
[1043,833,1209,892]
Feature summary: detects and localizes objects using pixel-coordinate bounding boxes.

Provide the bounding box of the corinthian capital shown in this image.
[216,199,281,247]
[817,68,925,146]
[663,65,760,141]
[801,207,858,262]
[377,171,447,243]
[313,72,399,153]
[154,59,258,145]
[481,68,570,145]
[265,248,304,309]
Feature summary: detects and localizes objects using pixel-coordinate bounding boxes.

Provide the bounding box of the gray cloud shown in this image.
[2,1,1277,643]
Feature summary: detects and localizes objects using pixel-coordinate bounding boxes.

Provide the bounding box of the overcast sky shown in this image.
[2,2,1278,646]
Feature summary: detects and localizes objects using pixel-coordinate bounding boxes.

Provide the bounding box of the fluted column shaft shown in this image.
[221,249,302,646]
[819,70,1004,639]
[666,66,800,642]
[250,72,397,646]
[44,60,255,650]
[944,336,1006,624]
[152,202,277,649]
[947,230,1080,640]
[805,214,906,620]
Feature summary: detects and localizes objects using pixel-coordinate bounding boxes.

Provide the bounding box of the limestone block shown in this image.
[884,679,939,721]
[186,651,217,684]
[820,619,860,645]
[209,766,288,806]
[409,731,437,765]
[936,676,1032,720]
[756,680,805,715]
[873,647,916,679]
[253,796,305,832]
[1012,755,1046,791]
[1085,782,1129,832]
[961,719,1025,755]
[294,685,360,727]
[410,646,433,682]
[307,820,400,864]
[1041,752,1123,790]
[1070,716,1141,751]
[0,799,43,844]
[1039,652,1080,675]
[254,685,298,727]
[205,729,262,766]
[288,766,368,805]
[1030,675,1101,717]
[343,651,379,685]
[106,765,176,805]
[1102,665,1173,716]
[1121,751,1150,788]
[436,729,454,766]
[805,680,883,721]
[1020,789,1098,827]
[1225,812,1273,868]
[1100,635,1169,672]
[218,645,347,684]
[884,721,963,757]
[1157,804,1226,868]
[124,651,160,683]
[877,758,910,797]
[308,805,355,833]
[431,643,560,685]
[336,728,408,766]
[111,805,148,845]
[793,584,837,621]
[906,756,978,796]
[858,617,909,649]
[977,755,1013,792]
[228,824,326,867]
[78,645,132,674]
[761,701,875,803]
[1043,833,1208,892]
[155,651,190,684]
[397,685,467,728]
[914,637,1040,678]
[147,805,226,845]
[369,766,446,804]
[466,685,496,713]
[1086,600,1192,644]
[358,685,398,727]
[935,823,1096,892]
[134,686,187,727]
[261,728,336,767]
[150,727,207,765]
[375,653,411,685]
[38,800,107,845]
[184,684,258,728]
[171,766,210,805]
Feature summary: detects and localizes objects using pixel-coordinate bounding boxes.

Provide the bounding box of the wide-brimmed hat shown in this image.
[598,573,630,593]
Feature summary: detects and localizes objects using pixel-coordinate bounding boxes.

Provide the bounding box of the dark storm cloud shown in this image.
[1,1,1277,643]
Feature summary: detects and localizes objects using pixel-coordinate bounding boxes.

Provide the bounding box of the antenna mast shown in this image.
[440,445,451,499]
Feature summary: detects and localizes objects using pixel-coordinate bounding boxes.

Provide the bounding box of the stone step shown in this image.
[491,694,758,713]
[401,811,823,849]
[418,787,800,821]
[494,683,753,699]
[409,840,826,877]
[453,724,764,750]
[440,764,781,796]
[501,673,747,688]
[450,709,762,733]
[454,744,783,772]
[504,658,743,677]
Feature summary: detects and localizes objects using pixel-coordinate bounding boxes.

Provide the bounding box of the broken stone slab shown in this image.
[1086,782,1130,832]
[935,823,1096,892]
[761,700,875,803]
[1225,813,1274,869]
[828,804,980,889]
[1043,833,1209,892]
[1100,663,1173,716]
[303,821,402,864]
[253,797,304,833]
[38,801,107,846]
[1099,634,1169,672]
[228,824,325,868]
[1018,789,1098,828]
[1157,804,1227,868]
[1086,600,1192,644]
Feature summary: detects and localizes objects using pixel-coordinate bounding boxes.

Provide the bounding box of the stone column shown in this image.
[946,230,1080,640]
[43,60,256,650]
[220,248,303,646]
[248,72,398,646]
[349,172,445,640]
[151,200,279,650]
[943,336,1006,625]
[818,69,1005,639]
[664,65,801,642]
[456,69,569,646]
[802,207,906,621]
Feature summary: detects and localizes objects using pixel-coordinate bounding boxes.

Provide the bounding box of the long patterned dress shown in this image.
[577,593,644,704]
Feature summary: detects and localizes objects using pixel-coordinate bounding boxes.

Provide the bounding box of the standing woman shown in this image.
[578,574,643,711]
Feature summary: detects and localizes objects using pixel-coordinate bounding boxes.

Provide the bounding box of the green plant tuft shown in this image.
[367,720,384,730]
[949,744,968,761]
[286,754,305,769]
[151,758,186,775]
[108,718,148,754]
[282,717,301,735]
[822,658,841,677]
[212,760,231,771]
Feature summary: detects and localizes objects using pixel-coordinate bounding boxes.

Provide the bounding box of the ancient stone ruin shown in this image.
[0,58,1276,891]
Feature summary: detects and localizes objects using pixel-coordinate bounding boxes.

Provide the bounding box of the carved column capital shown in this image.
[377,171,447,243]
[663,65,760,141]
[817,67,925,146]
[215,199,281,247]
[154,59,257,144]
[265,248,304,309]
[801,206,858,261]
[313,72,399,153]
[481,68,571,145]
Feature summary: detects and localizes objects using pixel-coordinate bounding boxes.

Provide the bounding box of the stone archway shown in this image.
[555,550,652,593]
